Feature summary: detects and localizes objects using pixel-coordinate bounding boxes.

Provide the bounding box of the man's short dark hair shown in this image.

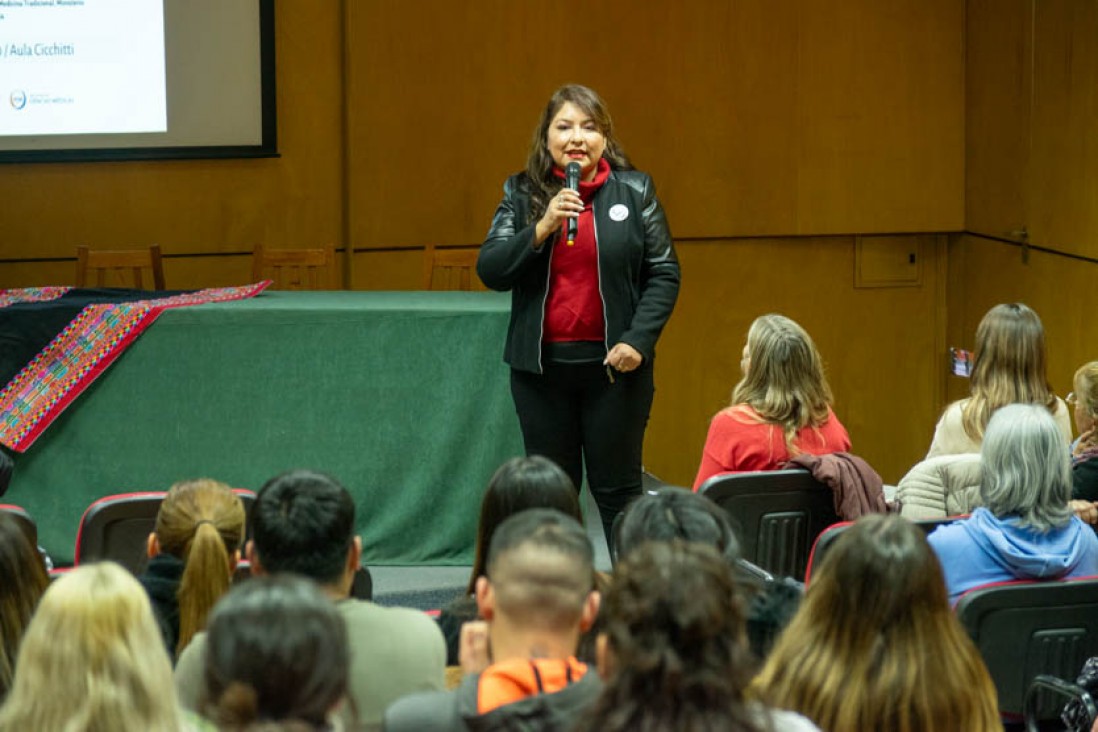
[485,508,594,630]
[252,470,355,584]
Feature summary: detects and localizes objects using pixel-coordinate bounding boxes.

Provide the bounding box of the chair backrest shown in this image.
[76,245,165,290]
[0,503,37,547]
[422,244,485,291]
[75,488,257,575]
[252,244,336,290]
[956,577,1098,718]
[699,468,837,581]
[804,515,962,583]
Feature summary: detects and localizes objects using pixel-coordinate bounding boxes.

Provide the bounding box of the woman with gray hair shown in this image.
[928,403,1098,603]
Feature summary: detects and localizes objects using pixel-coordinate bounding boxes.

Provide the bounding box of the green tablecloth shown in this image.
[6,290,522,566]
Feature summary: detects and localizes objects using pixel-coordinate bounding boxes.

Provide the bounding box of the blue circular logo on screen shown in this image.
[10,90,26,110]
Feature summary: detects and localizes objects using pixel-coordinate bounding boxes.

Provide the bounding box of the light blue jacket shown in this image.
[928,507,1098,604]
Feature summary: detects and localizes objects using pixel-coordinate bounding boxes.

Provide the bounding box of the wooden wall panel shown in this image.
[344,0,963,250]
[964,0,1031,238]
[0,0,344,278]
[1029,1,1098,260]
[947,235,1097,406]
[643,236,946,487]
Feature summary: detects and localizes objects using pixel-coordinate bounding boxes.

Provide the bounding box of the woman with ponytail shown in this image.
[140,478,245,659]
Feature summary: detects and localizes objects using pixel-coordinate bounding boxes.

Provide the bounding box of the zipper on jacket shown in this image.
[592,192,612,381]
[537,235,553,374]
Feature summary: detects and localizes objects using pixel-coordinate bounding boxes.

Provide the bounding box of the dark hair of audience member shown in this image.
[0,512,48,700]
[612,488,800,660]
[0,451,13,497]
[614,487,740,565]
[575,541,762,732]
[753,514,1000,732]
[252,470,355,585]
[154,478,245,656]
[467,456,581,594]
[203,575,349,732]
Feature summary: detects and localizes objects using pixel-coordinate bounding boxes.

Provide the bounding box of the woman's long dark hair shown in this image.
[467,455,581,594]
[522,84,633,224]
[0,513,48,700]
[577,541,761,732]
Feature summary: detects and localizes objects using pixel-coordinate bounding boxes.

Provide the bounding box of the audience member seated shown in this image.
[693,314,850,489]
[139,478,245,660]
[437,456,583,665]
[1071,361,1098,502]
[753,514,1001,731]
[384,509,601,731]
[0,512,48,702]
[614,487,802,660]
[926,302,1071,458]
[0,451,11,497]
[202,575,349,731]
[175,469,445,732]
[0,562,187,732]
[577,540,819,732]
[928,403,1098,603]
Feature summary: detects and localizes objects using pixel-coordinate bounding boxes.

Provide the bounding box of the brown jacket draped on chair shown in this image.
[786,452,888,520]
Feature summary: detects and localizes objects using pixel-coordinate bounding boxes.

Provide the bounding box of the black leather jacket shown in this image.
[477,169,680,374]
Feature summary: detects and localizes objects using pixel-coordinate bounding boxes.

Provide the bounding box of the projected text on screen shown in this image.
[0,0,167,137]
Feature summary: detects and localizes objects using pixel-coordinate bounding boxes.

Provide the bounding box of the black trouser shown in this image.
[510,360,654,545]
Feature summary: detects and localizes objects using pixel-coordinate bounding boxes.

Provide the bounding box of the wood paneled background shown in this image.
[1,0,1094,487]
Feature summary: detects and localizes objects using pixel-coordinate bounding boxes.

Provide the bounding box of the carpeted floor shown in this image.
[370,488,612,610]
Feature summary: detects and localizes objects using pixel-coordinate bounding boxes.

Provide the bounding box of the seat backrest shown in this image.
[252,244,337,290]
[76,488,257,575]
[0,503,38,547]
[75,245,165,289]
[804,515,962,583]
[956,577,1098,718]
[699,468,837,581]
[422,244,485,291]
[75,491,167,573]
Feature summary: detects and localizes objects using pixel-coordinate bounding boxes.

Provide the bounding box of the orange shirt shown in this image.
[477,657,589,714]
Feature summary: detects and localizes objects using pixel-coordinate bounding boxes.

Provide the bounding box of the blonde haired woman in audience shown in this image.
[753,514,1001,732]
[0,562,189,731]
[140,478,245,659]
[0,512,48,701]
[926,302,1071,458]
[1070,361,1098,502]
[693,314,850,489]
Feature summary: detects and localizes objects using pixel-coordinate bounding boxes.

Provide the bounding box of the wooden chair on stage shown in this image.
[251,244,337,290]
[422,244,485,291]
[75,245,165,290]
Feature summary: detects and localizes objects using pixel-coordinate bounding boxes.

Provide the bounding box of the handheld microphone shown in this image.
[565,162,581,246]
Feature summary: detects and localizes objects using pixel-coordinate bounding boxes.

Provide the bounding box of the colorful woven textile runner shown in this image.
[0,282,269,452]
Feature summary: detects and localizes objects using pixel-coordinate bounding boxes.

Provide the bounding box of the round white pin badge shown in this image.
[608,204,629,222]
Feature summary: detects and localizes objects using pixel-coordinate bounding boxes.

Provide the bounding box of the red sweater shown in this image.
[693,404,852,490]
[544,159,610,344]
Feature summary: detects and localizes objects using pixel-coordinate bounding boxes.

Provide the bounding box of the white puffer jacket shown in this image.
[896,454,983,519]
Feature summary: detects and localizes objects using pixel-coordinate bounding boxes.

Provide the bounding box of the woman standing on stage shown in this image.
[477,84,680,542]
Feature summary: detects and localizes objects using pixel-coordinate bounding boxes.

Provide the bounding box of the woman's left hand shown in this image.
[605,343,643,373]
